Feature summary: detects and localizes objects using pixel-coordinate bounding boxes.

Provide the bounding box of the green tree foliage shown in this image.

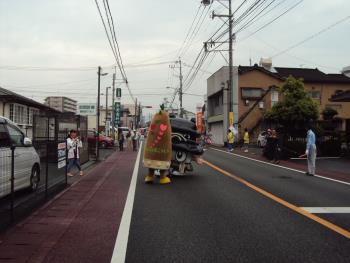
[265,76,319,124]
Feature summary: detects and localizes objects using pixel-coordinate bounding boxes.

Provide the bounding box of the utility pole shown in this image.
[203,0,234,125]
[105,86,111,136]
[96,66,101,161]
[112,70,116,140]
[138,102,141,127]
[179,58,183,118]
[134,98,138,130]
[96,66,108,161]
[228,0,233,113]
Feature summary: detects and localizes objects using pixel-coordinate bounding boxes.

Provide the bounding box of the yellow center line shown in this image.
[202,159,350,240]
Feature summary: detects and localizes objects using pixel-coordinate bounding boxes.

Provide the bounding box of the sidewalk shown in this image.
[212,146,350,184]
[0,149,137,263]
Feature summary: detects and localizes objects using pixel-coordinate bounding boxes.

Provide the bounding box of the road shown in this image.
[120,147,350,263]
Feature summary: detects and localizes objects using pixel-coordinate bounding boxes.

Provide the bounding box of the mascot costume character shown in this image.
[143,105,172,184]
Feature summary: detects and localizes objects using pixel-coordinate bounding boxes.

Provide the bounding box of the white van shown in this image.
[0,116,40,198]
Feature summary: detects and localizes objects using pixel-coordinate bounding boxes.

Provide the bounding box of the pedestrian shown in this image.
[227,129,234,152]
[272,129,281,164]
[301,124,317,176]
[118,129,124,151]
[67,129,83,177]
[126,130,132,150]
[263,129,274,160]
[132,129,138,151]
[243,128,249,152]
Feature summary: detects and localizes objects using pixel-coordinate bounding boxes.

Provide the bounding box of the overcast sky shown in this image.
[0,0,349,115]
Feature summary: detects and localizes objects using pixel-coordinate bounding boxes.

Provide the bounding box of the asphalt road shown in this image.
[124,147,350,263]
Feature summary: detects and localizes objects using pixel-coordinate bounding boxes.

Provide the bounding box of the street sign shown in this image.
[114,102,121,125]
[116,88,122,98]
[78,103,96,116]
[57,142,66,169]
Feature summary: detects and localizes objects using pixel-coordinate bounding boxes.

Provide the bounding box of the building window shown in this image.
[271,90,279,107]
[241,88,263,99]
[9,104,14,121]
[310,90,321,100]
[9,104,38,125]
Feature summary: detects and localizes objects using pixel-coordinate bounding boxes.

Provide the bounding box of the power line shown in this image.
[271,15,350,59]
[95,0,136,103]
[181,3,213,58]
[239,0,304,41]
[177,4,203,57]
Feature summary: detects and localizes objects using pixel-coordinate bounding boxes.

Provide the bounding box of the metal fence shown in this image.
[0,113,90,232]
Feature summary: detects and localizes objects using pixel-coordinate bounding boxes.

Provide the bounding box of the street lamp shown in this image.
[96,66,108,161]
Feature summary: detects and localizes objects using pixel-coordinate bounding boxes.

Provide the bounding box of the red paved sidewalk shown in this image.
[0,150,137,263]
[211,146,350,184]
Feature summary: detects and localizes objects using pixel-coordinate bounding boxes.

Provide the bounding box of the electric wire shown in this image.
[271,15,350,59]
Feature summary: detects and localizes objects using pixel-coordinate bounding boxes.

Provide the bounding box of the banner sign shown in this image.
[197,112,203,132]
[57,142,66,169]
[115,102,121,125]
[229,112,234,125]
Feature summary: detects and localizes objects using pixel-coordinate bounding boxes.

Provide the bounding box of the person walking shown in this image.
[272,129,281,164]
[243,128,249,152]
[118,129,124,151]
[67,129,83,177]
[263,129,274,160]
[126,130,132,150]
[303,124,317,176]
[132,129,138,151]
[227,129,234,152]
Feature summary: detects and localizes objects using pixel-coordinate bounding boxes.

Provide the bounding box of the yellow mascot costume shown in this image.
[143,105,172,184]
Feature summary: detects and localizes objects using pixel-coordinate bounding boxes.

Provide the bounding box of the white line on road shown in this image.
[111,142,142,263]
[210,148,350,187]
[301,207,350,213]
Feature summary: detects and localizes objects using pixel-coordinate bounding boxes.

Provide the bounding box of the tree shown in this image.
[265,76,319,127]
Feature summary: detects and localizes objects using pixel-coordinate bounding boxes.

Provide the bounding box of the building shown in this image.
[0,87,59,139]
[206,63,350,145]
[45,96,77,113]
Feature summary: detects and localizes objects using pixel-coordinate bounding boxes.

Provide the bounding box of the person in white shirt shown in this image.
[66,129,83,177]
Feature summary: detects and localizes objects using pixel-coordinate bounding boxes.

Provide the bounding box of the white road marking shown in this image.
[301,207,350,213]
[291,157,340,160]
[111,142,142,263]
[209,148,350,187]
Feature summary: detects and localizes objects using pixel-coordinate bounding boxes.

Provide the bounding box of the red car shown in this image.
[88,131,114,148]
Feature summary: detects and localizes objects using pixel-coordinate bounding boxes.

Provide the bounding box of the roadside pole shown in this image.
[96,66,101,161]
[179,58,183,118]
[112,71,116,143]
[45,118,49,198]
[10,145,15,222]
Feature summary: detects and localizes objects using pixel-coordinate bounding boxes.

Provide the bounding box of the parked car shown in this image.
[87,131,114,148]
[257,131,267,147]
[0,116,40,198]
